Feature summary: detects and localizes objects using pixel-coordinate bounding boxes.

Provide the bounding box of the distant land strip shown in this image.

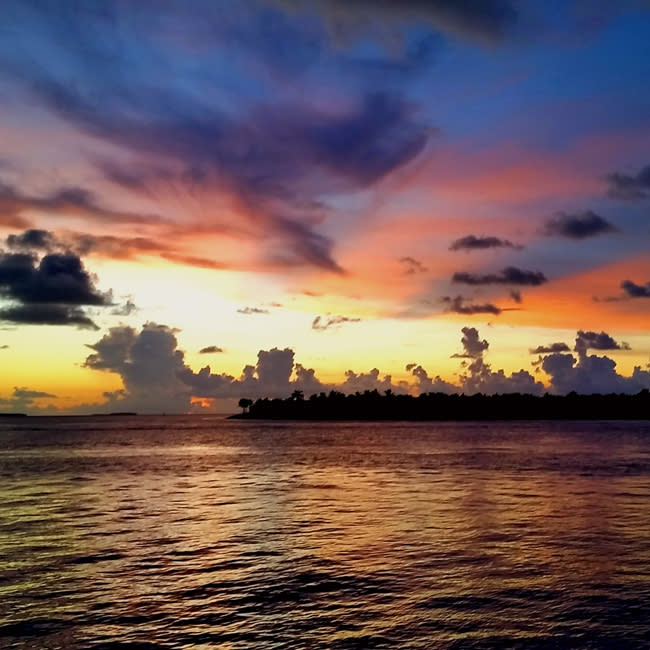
[231,390,650,421]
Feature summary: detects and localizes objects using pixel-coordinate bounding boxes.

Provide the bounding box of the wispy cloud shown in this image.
[237,307,270,315]
[312,314,361,331]
[399,256,428,274]
[605,165,650,200]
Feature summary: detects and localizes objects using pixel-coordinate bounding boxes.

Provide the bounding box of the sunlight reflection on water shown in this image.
[1,417,650,648]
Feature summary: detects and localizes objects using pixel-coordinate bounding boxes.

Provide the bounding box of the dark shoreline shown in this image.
[231,389,650,421]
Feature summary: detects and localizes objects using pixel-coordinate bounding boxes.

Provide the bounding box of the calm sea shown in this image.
[1,417,650,649]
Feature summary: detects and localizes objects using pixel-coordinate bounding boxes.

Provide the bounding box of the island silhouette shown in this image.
[232,389,650,420]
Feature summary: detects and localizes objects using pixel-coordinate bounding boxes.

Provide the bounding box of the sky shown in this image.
[0,0,649,414]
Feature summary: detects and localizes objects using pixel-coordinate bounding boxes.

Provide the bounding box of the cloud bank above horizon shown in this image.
[0,0,649,411]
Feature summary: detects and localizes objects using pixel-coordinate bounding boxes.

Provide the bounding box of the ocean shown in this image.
[1,417,649,649]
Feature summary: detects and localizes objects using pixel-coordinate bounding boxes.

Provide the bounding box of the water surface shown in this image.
[1,417,649,648]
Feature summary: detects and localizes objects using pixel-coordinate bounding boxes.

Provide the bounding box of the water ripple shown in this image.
[1,418,650,648]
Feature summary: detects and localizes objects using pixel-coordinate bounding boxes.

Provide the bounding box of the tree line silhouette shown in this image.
[235,389,650,421]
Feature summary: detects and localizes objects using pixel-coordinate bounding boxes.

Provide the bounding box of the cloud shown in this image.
[449,235,522,251]
[25,71,427,272]
[0,245,112,329]
[574,330,630,358]
[1,3,444,275]
[338,368,404,394]
[408,364,457,394]
[78,323,650,414]
[452,326,490,359]
[6,228,238,274]
[452,266,547,286]
[442,295,502,315]
[256,347,295,387]
[84,323,192,413]
[6,229,57,251]
[460,356,545,396]
[159,253,231,271]
[449,326,545,395]
[237,307,270,315]
[399,256,428,274]
[0,180,162,228]
[79,323,416,411]
[70,233,172,259]
[0,345,8,349]
[312,314,361,331]
[0,252,109,305]
[111,298,138,316]
[0,386,57,412]
[542,352,650,395]
[605,164,650,200]
[0,304,99,329]
[621,280,650,298]
[183,347,301,402]
[529,342,571,354]
[199,345,224,354]
[542,211,619,239]
[12,387,56,400]
[274,0,518,44]
[509,289,522,303]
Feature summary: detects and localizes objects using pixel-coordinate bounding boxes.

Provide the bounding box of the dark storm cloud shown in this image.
[199,345,224,354]
[6,229,57,251]
[0,234,113,329]
[399,256,428,274]
[542,211,619,239]
[574,330,630,357]
[0,252,110,306]
[605,165,650,200]
[529,342,571,354]
[312,314,361,331]
[442,296,502,315]
[0,304,99,329]
[449,235,522,252]
[274,0,518,43]
[452,266,547,286]
[621,280,650,298]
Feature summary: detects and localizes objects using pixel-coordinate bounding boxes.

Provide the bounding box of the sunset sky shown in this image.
[0,0,649,413]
